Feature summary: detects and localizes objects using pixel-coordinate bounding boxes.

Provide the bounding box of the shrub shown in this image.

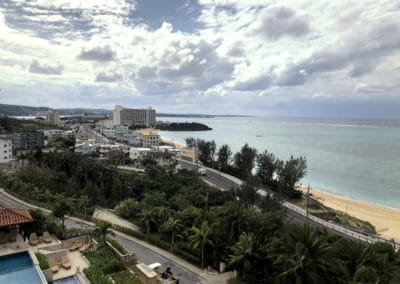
[35,253,49,270]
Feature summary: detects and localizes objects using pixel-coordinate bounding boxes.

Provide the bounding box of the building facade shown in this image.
[0,137,12,163]
[112,105,156,127]
[12,130,44,151]
[45,109,60,125]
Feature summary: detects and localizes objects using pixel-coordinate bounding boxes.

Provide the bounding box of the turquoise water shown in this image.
[0,251,46,283]
[159,117,400,210]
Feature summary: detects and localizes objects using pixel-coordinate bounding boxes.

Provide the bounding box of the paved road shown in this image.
[0,190,203,284]
[177,159,400,250]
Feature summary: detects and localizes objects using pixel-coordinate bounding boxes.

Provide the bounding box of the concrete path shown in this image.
[93,208,140,231]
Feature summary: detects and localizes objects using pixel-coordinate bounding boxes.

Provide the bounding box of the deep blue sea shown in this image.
[159,117,400,210]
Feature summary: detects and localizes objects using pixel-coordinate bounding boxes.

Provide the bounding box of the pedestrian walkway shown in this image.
[93,208,140,232]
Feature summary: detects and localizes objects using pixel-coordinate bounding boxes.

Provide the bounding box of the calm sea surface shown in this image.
[159,117,400,210]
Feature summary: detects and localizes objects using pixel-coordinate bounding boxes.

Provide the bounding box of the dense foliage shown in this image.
[0,116,60,134]
[185,137,306,199]
[2,149,399,283]
[84,246,126,284]
[156,122,212,131]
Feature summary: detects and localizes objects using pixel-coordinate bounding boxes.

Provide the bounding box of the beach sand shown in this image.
[303,187,400,241]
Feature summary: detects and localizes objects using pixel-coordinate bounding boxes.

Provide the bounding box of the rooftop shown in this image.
[0,208,33,228]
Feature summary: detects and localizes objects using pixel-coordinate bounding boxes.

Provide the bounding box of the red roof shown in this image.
[0,208,33,227]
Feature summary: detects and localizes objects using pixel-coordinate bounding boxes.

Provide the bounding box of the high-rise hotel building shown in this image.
[113,105,156,127]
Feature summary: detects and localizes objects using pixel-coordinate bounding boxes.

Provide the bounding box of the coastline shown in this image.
[160,135,400,241]
[300,186,400,241]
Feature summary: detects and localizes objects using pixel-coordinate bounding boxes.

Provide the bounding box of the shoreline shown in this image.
[160,135,400,241]
[299,185,400,241]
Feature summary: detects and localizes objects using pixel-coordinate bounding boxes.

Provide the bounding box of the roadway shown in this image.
[177,159,400,250]
[0,189,203,284]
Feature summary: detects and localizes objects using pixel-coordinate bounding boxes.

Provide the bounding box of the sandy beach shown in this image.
[303,187,400,241]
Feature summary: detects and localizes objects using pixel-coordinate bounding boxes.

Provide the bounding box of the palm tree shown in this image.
[53,198,72,238]
[160,217,183,246]
[139,209,155,237]
[189,221,215,269]
[93,221,114,243]
[270,224,345,284]
[229,232,256,280]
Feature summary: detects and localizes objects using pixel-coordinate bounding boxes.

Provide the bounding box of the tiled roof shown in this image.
[0,208,33,227]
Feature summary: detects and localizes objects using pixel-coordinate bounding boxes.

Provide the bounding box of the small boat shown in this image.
[256,134,263,137]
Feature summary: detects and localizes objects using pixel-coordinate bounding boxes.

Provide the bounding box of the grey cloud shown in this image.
[95,72,123,82]
[227,43,245,57]
[233,74,271,91]
[77,46,117,61]
[278,20,400,86]
[28,59,64,75]
[255,6,310,40]
[135,39,234,92]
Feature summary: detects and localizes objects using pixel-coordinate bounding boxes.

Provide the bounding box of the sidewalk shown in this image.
[93,208,140,232]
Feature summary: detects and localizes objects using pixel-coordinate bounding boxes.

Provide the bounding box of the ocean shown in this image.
[159,117,400,210]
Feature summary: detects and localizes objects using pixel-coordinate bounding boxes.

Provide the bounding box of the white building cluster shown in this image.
[0,136,13,164]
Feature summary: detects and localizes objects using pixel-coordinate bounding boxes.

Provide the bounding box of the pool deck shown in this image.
[0,233,90,283]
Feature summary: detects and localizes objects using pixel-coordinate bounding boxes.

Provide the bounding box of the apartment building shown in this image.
[45,109,60,125]
[0,137,12,163]
[12,130,44,151]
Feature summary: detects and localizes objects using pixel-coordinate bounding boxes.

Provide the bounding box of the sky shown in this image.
[0,0,399,117]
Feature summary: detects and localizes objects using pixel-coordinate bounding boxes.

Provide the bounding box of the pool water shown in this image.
[0,251,47,283]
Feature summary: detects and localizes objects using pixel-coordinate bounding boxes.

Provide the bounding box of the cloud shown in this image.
[95,71,123,82]
[28,59,64,75]
[77,46,117,61]
[254,6,311,40]
[277,19,400,86]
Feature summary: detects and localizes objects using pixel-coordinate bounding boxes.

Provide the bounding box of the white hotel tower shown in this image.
[112,105,156,127]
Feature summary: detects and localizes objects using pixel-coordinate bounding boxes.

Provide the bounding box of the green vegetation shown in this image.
[1,149,399,283]
[84,246,125,284]
[185,137,306,199]
[35,252,49,270]
[111,271,142,284]
[0,116,60,134]
[331,211,377,234]
[156,122,212,131]
[106,237,128,255]
[47,136,75,149]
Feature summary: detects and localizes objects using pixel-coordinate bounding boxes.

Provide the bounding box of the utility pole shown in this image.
[306,184,310,218]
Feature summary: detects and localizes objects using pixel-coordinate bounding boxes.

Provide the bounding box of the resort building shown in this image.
[45,109,60,125]
[0,136,12,163]
[12,130,44,151]
[112,105,156,127]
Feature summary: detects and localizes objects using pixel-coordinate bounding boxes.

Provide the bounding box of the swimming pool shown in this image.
[0,251,47,284]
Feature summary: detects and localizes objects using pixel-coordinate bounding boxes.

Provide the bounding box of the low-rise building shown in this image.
[101,128,115,139]
[99,144,126,160]
[74,143,93,155]
[129,147,153,160]
[136,129,160,147]
[114,125,129,135]
[12,130,44,151]
[43,129,64,139]
[0,136,13,163]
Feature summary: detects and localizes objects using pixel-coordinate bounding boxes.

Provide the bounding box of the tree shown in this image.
[52,198,72,238]
[257,151,279,185]
[189,221,216,269]
[217,144,232,170]
[29,208,47,235]
[258,194,283,213]
[237,180,259,208]
[229,233,257,280]
[114,198,141,218]
[160,217,183,246]
[93,221,114,243]
[139,209,155,236]
[234,144,257,178]
[185,137,196,148]
[276,155,307,188]
[270,224,344,283]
